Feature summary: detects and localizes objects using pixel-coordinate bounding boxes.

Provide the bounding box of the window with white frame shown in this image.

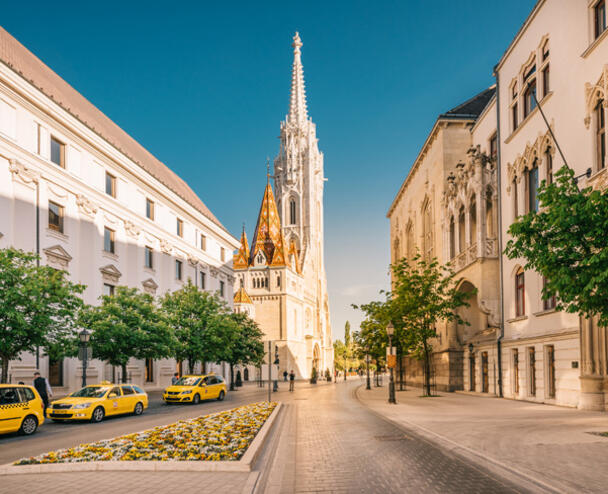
[595,0,607,39]
[540,40,550,98]
[596,99,606,171]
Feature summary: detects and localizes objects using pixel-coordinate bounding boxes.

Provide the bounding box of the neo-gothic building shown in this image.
[389,0,608,411]
[0,26,239,392]
[234,33,333,379]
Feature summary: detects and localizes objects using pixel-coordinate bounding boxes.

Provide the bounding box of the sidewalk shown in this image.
[356,384,608,494]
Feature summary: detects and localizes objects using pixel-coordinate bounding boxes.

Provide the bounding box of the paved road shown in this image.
[258,380,531,494]
[0,383,272,464]
[0,379,534,494]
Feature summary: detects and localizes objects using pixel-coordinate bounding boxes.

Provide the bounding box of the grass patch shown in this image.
[15,401,276,464]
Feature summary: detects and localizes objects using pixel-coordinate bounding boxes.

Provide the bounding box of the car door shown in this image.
[199,376,211,399]
[120,385,136,413]
[206,376,219,398]
[0,387,22,433]
[105,386,123,415]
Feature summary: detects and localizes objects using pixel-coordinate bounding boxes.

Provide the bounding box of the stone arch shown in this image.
[456,280,487,344]
[312,343,320,373]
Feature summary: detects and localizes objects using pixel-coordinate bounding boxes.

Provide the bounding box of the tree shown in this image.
[81,286,174,382]
[223,311,265,391]
[505,166,608,326]
[391,254,471,396]
[333,340,347,372]
[160,281,230,373]
[0,248,85,383]
[344,321,352,349]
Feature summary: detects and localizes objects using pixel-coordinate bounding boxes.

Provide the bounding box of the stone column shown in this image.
[579,316,608,411]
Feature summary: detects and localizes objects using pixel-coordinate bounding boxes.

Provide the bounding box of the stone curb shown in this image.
[0,402,282,476]
[354,385,562,494]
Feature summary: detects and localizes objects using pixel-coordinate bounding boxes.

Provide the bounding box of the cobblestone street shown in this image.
[259,380,530,493]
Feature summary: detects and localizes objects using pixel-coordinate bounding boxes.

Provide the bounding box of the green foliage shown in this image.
[160,281,231,373]
[310,366,318,384]
[354,252,471,396]
[505,166,608,326]
[0,248,85,382]
[81,286,174,381]
[344,321,351,348]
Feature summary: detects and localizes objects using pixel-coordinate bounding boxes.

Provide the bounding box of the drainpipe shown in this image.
[494,64,505,398]
[35,175,40,370]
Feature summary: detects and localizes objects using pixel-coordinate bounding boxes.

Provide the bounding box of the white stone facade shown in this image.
[496,0,608,409]
[0,27,239,392]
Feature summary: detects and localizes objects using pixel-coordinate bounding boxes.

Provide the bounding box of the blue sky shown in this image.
[3,0,536,342]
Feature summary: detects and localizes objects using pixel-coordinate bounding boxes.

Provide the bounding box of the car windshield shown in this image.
[70,386,109,398]
[175,377,201,386]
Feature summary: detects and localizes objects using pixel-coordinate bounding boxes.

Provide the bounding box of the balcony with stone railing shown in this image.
[451,238,498,273]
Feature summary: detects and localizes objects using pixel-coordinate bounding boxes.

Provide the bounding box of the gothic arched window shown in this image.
[486,189,494,238]
[289,199,296,225]
[406,223,415,260]
[423,201,433,261]
[469,198,477,245]
[458,206,465,254]
[525,159,539,213]
[596,99,606,171]
[449,217,455,259]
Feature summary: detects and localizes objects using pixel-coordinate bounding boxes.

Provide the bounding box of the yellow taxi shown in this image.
[48,382,148,423]
[0,384,45,436]
[163,374,226,404]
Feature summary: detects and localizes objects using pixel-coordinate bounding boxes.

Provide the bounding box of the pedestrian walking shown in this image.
[171,372,180,385]
[33,371,52,412]
[289,370,295,391]
[283,370,288,382]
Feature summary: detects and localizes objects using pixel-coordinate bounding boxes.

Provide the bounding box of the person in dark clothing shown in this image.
[283,370,288,382]
[289,370,295,391]
[33,372,52,412]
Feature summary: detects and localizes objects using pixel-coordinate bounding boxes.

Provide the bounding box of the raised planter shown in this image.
[1,402,282,475]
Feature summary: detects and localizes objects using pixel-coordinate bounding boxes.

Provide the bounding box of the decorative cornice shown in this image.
[584,65,608,129]
[210,266,219,278]
[99,264,122,284]
[187,254,198,267]
[76,194,98,218]
[141,278,158,294]
[43,244,72,270]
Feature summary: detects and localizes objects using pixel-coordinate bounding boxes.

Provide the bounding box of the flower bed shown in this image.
[15,401,277,465]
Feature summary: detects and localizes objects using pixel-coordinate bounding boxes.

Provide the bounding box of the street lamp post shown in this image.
[79,329,90,387]
[273,345,279,392]
[387,323,396,404]
[365,353,371,390]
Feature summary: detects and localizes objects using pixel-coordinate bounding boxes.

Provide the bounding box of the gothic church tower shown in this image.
[234,33,333,379]
[274,33,332,367]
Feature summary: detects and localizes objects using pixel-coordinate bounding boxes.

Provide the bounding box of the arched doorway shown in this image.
[244,368,249,381]
[312,344,320,374]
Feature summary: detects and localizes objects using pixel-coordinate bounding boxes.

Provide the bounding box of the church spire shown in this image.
[233,224,250,269]
[249,179,287,267]
[288,32,308,126]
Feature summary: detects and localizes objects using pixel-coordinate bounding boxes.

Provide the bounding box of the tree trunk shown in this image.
[423,340,431,397]
[121,363,128,383]
[398,351,404,391]
[1,357,8,383]
[188,359,194,375]
[202,361,206,375]
[230,363,235,391]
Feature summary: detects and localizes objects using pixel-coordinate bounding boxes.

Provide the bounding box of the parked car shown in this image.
[48,381,148,423]
[0,384,45,436]
[163,374,226,404]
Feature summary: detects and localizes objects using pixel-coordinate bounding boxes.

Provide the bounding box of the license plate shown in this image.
[55,409,67,414]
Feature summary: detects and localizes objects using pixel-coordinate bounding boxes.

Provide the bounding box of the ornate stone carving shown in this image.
[99,264,122,283]
[160,239,172,255]
[76,194,98,218]
[9,160,39,186]
[123,220,141,238]
[584,65,608,128]
[479,298,501,327]
[187,254,198,266]
[505,131,554,188]
[141,278,158,295]
[43,245,72,270]
[209,266,219,278]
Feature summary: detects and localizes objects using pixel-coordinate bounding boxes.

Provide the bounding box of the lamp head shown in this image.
[386,322,395,337]
[79,328,90,344]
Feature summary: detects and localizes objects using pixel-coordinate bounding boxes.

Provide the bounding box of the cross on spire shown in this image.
[288,32,308,126]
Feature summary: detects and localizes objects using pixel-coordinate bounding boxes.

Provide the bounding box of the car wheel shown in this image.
[133,402,144,415]
[217,390,225,401]
[193,393,200,405]
[91,406,105,423]
[20,415,38,435]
